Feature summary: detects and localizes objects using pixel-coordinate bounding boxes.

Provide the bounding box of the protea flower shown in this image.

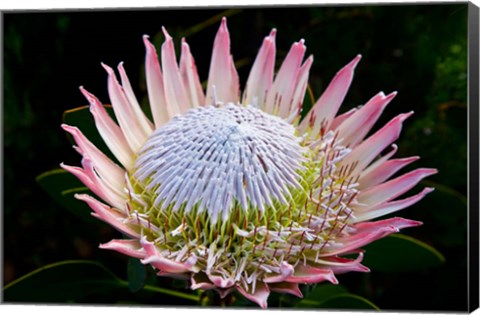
[61,17,437,308]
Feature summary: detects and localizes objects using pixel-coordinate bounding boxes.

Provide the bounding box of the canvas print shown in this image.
[2,3,477,312]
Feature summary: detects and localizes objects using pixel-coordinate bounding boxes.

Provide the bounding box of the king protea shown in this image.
[61,17,437,308]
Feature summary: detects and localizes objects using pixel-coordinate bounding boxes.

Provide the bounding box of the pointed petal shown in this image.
[206,17,240,105]
[102,63,149,152]
[82,157,126,208]
[207,273,235,288]
[359,156,420,189]
[61,158,125,210]
[263,262,294,283]
[161,27,190,114]
[355,187,435,222]
[143,35,170,127]
[287,55,313,122]
[61,124,124,188]
[180,38,205,108]
[353,217,423,234]
[358,168,438,207]
[75,194,139,238]
[316,252,370,274]
[264,39,306,115]
[117,62,154,136]
[329,107,358,130]
[99,239,146,259]
[60,163,98,196]
[336,91,397,147]
[299,54,361,136]
[80,87,134,170]
[322,226,398,256]
[140,237,197,273]
[236,281,270,309]
[243,29,276,108]
[324,217,422,256]
[340,112,413,176]
[268,282,303,298]
[286,264,338,284]
[360,144,398,177]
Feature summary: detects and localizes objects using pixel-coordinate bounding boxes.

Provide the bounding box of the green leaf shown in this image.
[362,234,445,272]
[308,293,380,310]
[62,105,118,163]
[36,168,97,224]
[298,283,348,307]
[302,283,348,301]
[422,179,467,206]
[3,260,200,303]
[293,281,379,310]
[127,258,146,293]
[3,260,125,302]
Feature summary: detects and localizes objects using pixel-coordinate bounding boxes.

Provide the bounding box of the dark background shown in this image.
[3,3,469,311]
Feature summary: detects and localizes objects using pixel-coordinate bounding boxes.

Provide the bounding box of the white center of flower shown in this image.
[133,103,306,223]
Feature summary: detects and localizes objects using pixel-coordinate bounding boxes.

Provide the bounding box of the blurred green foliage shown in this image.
[3,3,469,311]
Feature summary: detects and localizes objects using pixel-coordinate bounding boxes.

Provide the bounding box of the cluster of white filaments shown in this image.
[134,103,305,222]
[125,102,359,290]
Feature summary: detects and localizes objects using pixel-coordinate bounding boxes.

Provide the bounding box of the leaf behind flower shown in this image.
[362,234,445,272]
[3,260,200,304]
[36,168,97,223]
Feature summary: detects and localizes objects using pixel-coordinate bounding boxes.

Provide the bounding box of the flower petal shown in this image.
[336,91,397,147]
[330,106,358,130]
[286,264,338,284]
[340,112,413,176]
[60,163,97,195]
[236,281,270,309]
[102,63,149,152]
[140,237,197,273]
[355,187,435,222]
[61,124,124,189]
[360,144,398,177]
[99,239,146,259]
[243,29,276,108]
[325,217,422,256]
[263,261,294,283]
[61,159,124,210]
[357,168,438,207]
[161,27,190,114]
[85,157,126,206]
[180,38,205,108]
[359,156,420,189]
[143,35,171,127]
[207,273,235,288]
[299,54,361,136]
[286,55,313,123]
[322,226,397,256]
[206,17,239,105]
[74,194,139,238]
[353,217,423,234]
[264,39,306,116]
[80,87,134,170]
[316,252,370,274]
[268,282,303,298]
[117,62,154,136]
